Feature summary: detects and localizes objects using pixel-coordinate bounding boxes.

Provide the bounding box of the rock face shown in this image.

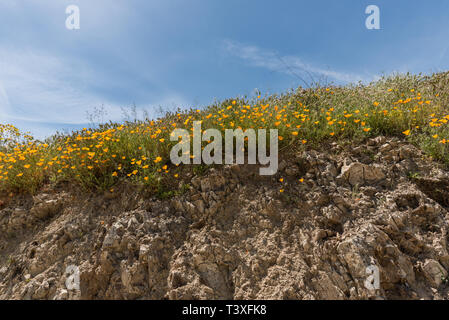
[337,162,385,186]
[1,137,449,300]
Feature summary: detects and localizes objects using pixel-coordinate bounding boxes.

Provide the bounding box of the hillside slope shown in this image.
[1,136,449,300]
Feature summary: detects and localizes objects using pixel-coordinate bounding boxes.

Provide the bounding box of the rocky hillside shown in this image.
[1,135,449,300]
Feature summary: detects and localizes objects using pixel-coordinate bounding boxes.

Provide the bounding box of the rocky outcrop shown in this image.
[1,137,449,300]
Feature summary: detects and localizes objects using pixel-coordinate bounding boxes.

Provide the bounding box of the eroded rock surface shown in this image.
[1,137,449,300]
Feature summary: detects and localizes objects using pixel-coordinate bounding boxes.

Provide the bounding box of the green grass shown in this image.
[1,71,449,195]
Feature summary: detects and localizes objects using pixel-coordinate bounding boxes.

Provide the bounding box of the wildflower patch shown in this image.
[170,121,278,175]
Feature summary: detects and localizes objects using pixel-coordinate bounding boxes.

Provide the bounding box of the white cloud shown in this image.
[0,46,190,141]
[0,48,125,124]
[0,80,11,111]
[0,1,191,135]
[222,40,375,85]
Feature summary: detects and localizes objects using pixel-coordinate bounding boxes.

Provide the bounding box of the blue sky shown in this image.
[1,0,449,138]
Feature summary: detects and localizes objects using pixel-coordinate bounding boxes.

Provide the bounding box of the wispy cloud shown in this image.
[0,47,189,128]
[0,80,11,111]
[222,40,375,85]
[0,48,124,124]
[0,0,190,132]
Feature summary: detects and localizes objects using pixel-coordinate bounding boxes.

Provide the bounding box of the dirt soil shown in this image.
[1,136,449,300]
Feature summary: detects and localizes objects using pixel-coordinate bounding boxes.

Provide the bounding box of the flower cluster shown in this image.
[1,73,448,194]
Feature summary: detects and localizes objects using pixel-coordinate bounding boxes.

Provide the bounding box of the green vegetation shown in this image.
[1,72,449,194]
